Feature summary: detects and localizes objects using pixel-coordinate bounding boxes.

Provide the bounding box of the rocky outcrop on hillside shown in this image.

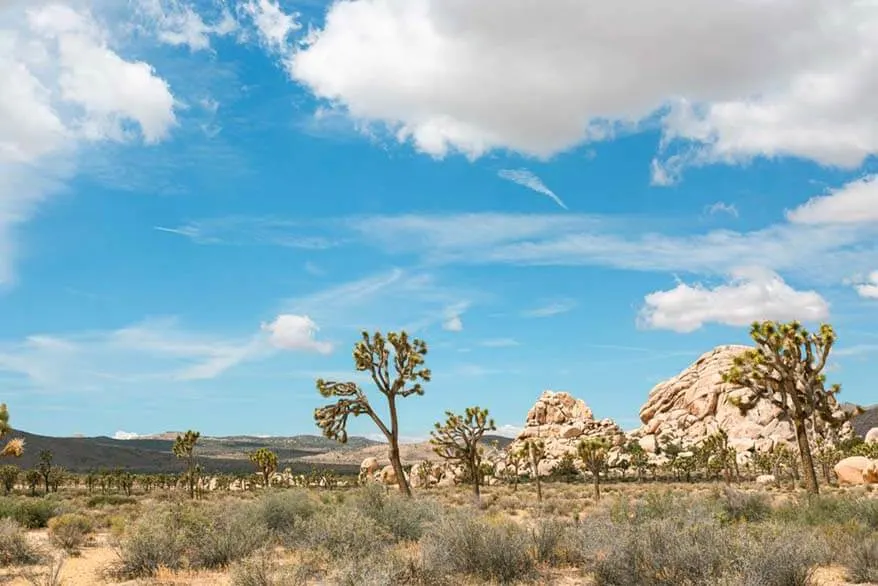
[631,345,852,459]
[506,390,626,476]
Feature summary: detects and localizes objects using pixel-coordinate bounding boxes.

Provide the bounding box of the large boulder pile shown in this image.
[506,390,627,476]
[630,345,852,460]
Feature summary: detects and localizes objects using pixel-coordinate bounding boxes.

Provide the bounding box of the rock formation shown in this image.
[506,390,626,476]
[631,345,852,460]
[834,456,878,485]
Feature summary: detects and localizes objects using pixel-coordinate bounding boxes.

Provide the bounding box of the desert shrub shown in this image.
[774,494,878,529]
[254,490,315,545]
[353,483,437,542]
[304,507,388,559]
[420,512,535,583]
[0,498,59,528]
[86,494,136,508]
[716,488,771,523]
[231,549,309,586]
[735,526,828,586]
[590,517,733,586]
[846,534,878,584]
[47,513,93,554]
[332,548,435,586]
[0,518,41,566]
[530,517,572,565]
[187,504,268,569]
[113,507,186,577]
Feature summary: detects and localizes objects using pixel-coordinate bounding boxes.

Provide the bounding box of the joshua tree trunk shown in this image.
[387,397,412,497]
[793,416,819,494]
[529,442,542,503]
[469,454,481,502]
[592,474,601,501]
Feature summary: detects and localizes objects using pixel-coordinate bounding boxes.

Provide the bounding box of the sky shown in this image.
[1,0,877,441]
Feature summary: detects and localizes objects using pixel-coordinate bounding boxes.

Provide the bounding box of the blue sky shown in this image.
[1,0,877,440]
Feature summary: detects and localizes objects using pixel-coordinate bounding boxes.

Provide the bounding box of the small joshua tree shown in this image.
[523,438,546,502]
[38,450,53,494]
[430,406,496,501]
[0,465,18,494]
[315,331,431,498]
[505,448,526,492]
[249,447,278,488]
[25,469,40,496]
[722,320,844,494]
[172,430,200,499]
[577,438,610,501]
[623,440,649,482]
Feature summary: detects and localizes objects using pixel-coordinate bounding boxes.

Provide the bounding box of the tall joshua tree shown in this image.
[522,438,546,502]
[0,404,24,459]
[430,406,496,501]
[173,430,200,499]
[315,331,430,497]
[722,320,844,495]
[249,447,278,488]
[577,438,610,501]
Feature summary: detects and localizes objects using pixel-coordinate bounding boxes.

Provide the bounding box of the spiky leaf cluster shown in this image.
[430,406,496,464]
[0,404,24,458]
[249,447,278,485]
[577,437,611,476]
[314,330,431,444]
[722,321,840,422]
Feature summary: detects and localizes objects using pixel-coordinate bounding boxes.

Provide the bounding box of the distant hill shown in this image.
[851,405,878,438]
[5,430,379,475]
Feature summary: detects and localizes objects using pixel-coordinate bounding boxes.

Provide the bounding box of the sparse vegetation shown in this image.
[430,406,496,501]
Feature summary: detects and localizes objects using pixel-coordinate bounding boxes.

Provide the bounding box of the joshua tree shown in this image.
[701,429,738,484]
[38,450,53,494]
[249,447,279,488]
[430,406,496,501]
[172,430,201,499]
[505,448,526,491]
[623,440,649,482]
[25,469,40,496]
[577,437,610,501]
[315,331,431,498]
[523,438,546,502]
[722,321,844,494]
[0,404,24,459]
[0,465,18,494]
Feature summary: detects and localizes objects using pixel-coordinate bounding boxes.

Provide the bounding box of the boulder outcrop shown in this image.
[631,345,852,460]
[507,390,626,476]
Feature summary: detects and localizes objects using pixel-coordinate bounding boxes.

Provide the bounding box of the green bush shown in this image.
[114,507,186,577]
[716,488,771,523]
[254,490,315,545]
[0,497,59,528]
[0,518,41,566]
[420,513,535,583]
[774,495,878,529]
[846,534,878,584]
[304,507,388,559]
[86,494,136,508]
[48,513,93,554]
[353,483,437,542]
[530,517,571,565]
[736,526,827,586]
[188,505,268,569]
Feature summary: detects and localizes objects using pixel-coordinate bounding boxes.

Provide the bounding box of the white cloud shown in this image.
[154,217,342,249]
[239,0,301,56]
[0,317,268,391]
[285,0,878,175]
[786,175,878,225]
[706,202,739,218]
[441,301,468,332]
[113,430,142,440]
[494,424,524,438]
[854,271,878,299]
[283,268,481,334]
[261,314,333,354]
[498,169,567,210]
[638,267,830,333]
[521,300,576,318]
[0,1,176,285]
[134,0,238,52]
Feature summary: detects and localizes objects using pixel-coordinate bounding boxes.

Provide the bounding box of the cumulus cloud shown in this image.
[494,424,524,438]
[283,0,878,176]
[854,271,878,299]
[0,1,176,285]
[638,267,830,333]
[442,315,463,332]
[786,175,878,225]
[113,431,142,440]
[261,314,333,354]
[498,169,567,210]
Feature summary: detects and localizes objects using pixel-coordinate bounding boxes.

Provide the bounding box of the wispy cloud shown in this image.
[154,217,342,249]
[521,299,577,318]
[705,202,739,218]
[853,271,878,299]
[479,338,519,348]
[498,169,568,210]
